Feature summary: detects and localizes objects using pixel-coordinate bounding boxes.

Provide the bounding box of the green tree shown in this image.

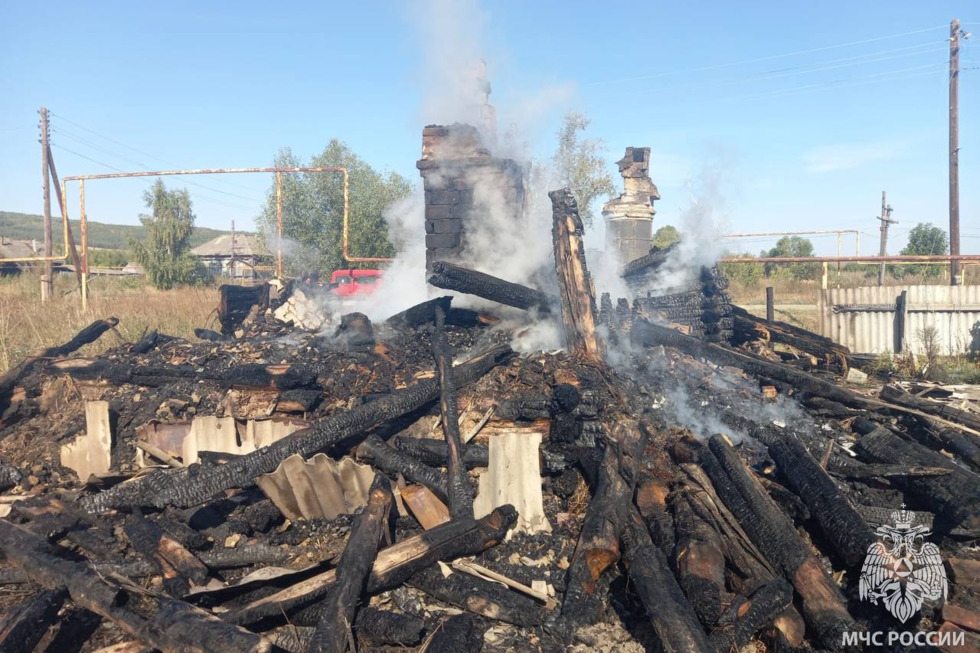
[720,252,764,287]
[130,180,201,289]
[652,225,681,250]
[257,141,413,277]
[896,223,948,279]
[552,112,615,229]
[762,236,820,280]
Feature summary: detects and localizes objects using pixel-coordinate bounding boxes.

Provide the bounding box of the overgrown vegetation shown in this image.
[256,141,412,277]
[0,273,216,372]
[130,180,203,290]
[762,236,820,280]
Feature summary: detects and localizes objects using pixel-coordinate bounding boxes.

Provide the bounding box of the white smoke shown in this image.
[359,193,430,322]
[637,161,732,295]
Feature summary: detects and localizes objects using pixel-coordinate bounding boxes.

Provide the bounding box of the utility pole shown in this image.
[877,191,896,286]
[949,19,968,285]
[39,107,53,301]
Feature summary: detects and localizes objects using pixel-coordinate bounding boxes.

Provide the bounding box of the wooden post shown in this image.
[895,290,909,353]
[765,287,774,323]
[950,19,962,285]
[46,147,83,289]
[549,188,603,361]
[39,107,53,302]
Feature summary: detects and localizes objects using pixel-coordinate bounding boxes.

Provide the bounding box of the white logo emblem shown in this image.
[859,505,948,623]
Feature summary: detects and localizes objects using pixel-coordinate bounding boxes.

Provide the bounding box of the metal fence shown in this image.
[818,285,980,355]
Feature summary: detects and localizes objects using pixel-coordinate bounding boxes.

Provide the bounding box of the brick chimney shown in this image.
[416,124,526,273]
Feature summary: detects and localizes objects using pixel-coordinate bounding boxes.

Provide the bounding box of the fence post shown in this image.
[766,287,774,323]
[895,290,908,353]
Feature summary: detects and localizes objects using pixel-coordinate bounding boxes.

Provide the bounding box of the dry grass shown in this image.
[727,268,980,332]
[0,272,219,372]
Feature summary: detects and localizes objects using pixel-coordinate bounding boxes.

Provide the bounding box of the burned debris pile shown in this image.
[0,191,977,653]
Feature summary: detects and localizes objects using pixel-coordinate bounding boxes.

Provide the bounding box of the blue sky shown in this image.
[1,0,977,257]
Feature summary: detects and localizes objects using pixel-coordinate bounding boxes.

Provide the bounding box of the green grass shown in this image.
[0,210,228,250]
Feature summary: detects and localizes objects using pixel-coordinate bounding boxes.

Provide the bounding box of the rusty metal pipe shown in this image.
[722,255,980,264]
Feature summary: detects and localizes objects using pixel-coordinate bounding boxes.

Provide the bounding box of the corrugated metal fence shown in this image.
[818,285,980,355]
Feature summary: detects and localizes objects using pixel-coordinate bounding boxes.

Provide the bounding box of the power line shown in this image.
[49,118,264,210]
[51,143,127,173]
[587,24,948,87]
[50,112,260,194]
[629,44,948,97]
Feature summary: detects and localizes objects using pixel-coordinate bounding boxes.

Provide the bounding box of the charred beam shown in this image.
[432,306,473,519]
[698,435,856,650]
[0,588,67,653]
[309,477,392,653]
[357,435,449,503]
[428,261,555,313]
[856,427,980,536]
[408,565,548,628]
[550,188,604,361]
[0,519,272,653]
[227,505,518,625]
[0,317,118,413]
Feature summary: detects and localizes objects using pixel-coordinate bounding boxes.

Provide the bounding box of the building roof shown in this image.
[190,233,268,258]
[0,236,41,260]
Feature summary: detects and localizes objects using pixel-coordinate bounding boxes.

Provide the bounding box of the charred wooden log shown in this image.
[856,427,980,536]
[880,384,980,432]
[674,464,777,591]
[425,613,488,653]
[928,422,980,472]
[0,588,67,653]
[332,312,375,353]
[714,413,877,568]
[123,512,209,597]
[558,421,648,630]
[634,477,674,552]
[0,519,272,653]
[219,284,269,336]
[696,436,856,650]
[408,565,549,627]
[620,509,711,652]
[227,505,518,625]
[432,306,474,519]
[549,189,604,361]
[731,306,850,372]
[81,344,512,513]
[428,261,555,313]
[391,436,571,474]
[309,476,392,653]
[357,435,449,503]
[0,317,118,414]
[130,330,173,354]
[273,609,424,651]
[632,317,877,410]
[707,580,793,653]
[384,296,452,328]
[670,487,730,628]
[58,360,316,391]
[763,435,876,567]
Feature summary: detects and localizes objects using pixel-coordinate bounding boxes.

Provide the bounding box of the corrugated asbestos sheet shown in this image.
[818,285,980,355]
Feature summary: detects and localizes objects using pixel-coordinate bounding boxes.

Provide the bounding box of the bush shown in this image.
[720,253,764,287]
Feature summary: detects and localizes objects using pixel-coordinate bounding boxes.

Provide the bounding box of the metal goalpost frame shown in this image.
[55,166,365,309]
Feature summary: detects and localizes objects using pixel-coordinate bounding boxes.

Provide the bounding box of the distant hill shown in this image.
[0,211,230,250]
